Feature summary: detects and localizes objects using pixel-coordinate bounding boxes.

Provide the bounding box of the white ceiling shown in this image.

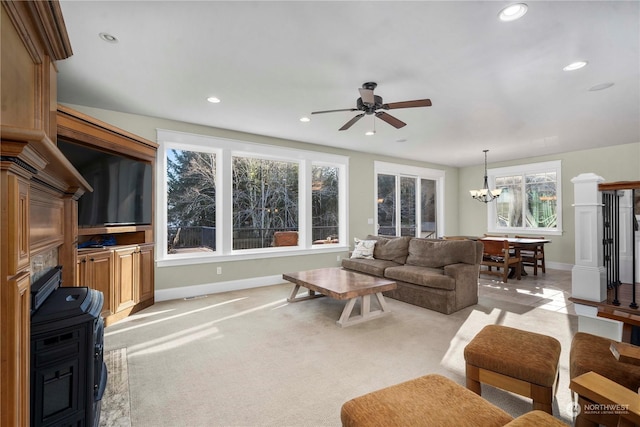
[57,1,640,167]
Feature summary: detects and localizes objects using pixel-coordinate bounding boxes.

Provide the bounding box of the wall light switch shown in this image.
[217,267,222,275]
[367,218,374,225]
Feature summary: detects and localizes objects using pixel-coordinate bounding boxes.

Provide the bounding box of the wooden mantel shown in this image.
[1,1,88,425]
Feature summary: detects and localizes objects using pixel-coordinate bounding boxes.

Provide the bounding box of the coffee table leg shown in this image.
[287,284,323,302]
[336,293,392,327]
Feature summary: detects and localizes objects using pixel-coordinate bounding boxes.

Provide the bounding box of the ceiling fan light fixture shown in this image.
[563,61,588,71]
[365,130,375,136]
[498,3,528,22]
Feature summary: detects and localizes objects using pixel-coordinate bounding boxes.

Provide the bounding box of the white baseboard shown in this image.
[546,261,573,271]
[155,275,284,302]
[156,261,575,302]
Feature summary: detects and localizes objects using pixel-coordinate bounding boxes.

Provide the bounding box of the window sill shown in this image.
[156,244,349,268]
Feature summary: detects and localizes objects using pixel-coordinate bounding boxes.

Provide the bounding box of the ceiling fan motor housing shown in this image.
[357,95,384,114]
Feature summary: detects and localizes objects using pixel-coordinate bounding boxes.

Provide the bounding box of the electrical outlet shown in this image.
[217,267,222,275]
[337,255,341,262]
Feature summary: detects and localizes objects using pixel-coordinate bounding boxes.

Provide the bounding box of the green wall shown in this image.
[62,104,639,290]
[458,142,640,265]
[63,104,459,292]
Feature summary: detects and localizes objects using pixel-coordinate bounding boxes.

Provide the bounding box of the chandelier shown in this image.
[469,149,502,203]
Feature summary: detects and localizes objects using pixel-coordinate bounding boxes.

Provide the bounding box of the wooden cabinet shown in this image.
[1,1,85,424]
[114,246,137,313]
[138,243,155,303]
[58,105,157,327]
[77,250,114,317]
[76,244,154,326]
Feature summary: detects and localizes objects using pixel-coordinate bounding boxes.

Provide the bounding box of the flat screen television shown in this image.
[58,140,152,227]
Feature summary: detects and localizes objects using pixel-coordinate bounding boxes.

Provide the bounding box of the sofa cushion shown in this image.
[342,258,402,277]
[384,265,455,291]
[351,238,376,259]
[406,239,477,268]
[366,235,411,264]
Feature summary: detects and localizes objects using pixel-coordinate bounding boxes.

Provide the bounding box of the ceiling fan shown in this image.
[311,82,432,131]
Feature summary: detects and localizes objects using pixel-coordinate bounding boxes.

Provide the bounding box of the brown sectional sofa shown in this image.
[341,235,483,314]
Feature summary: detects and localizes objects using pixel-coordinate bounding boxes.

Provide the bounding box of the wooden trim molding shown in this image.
[1,0,72,62]
[58,104,159,161]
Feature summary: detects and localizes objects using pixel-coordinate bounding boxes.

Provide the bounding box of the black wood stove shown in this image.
[30,266,107,427]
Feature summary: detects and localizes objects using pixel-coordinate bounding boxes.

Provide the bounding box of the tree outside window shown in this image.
[489,161,561,234]
[160,132,347,259]
[232,157,298,249]
[312,165,339,243]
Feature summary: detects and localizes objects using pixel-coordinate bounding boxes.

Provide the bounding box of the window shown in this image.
[167,149,217,253]
[232,156,299,249]
[312,165,340,242]
[157,129,348,264]
[488,160,562,235]
[374,162,445,238]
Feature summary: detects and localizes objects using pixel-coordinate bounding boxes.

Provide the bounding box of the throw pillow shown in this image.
[351,238,376,259]
[366,235,411,264]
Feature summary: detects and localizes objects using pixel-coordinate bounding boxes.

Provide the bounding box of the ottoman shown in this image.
[340,374,568,427]
[464,325,561,415]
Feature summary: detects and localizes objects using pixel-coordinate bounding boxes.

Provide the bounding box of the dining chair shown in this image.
[479,239,521,283]
[443,236,469,240]
[273,231,298,247]
[483,233,508,237]
[515,235,546,275]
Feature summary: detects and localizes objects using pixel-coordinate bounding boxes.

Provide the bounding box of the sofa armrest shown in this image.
[444,263,478,281]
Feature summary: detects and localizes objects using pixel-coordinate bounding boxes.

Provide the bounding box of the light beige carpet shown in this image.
[100,283,578,426]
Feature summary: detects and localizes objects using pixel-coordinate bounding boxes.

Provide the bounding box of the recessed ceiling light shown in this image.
[589,82,614,91]
[396,139,407,143]
[365,130,375,136]
[207,96,221,103]
[299,117,310,122]
[563,61,588,71]
[498,3,528,22]
[98,32,118,43]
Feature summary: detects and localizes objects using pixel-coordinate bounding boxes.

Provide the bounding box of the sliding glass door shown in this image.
[376,168,439,238]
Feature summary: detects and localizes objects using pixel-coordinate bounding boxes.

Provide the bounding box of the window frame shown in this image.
[156,129,349,266]
[487,160,562,236]
[373,161,445,238]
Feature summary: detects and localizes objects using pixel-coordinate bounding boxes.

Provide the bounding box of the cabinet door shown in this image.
[114,246,137,313]
[76,254,87,287]
[87,251,113,317]
[137,244,154,303]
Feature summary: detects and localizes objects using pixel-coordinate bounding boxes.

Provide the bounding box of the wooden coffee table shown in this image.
[283,267,397,327]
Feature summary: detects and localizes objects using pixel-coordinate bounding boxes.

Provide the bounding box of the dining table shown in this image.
[476,236,551,277]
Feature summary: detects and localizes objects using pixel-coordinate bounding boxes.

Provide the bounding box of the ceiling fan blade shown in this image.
[339,113,365,131]
[359,88,375,105]
[311,108,358,115]
[383,99,432,109]
[375,112,406,129]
